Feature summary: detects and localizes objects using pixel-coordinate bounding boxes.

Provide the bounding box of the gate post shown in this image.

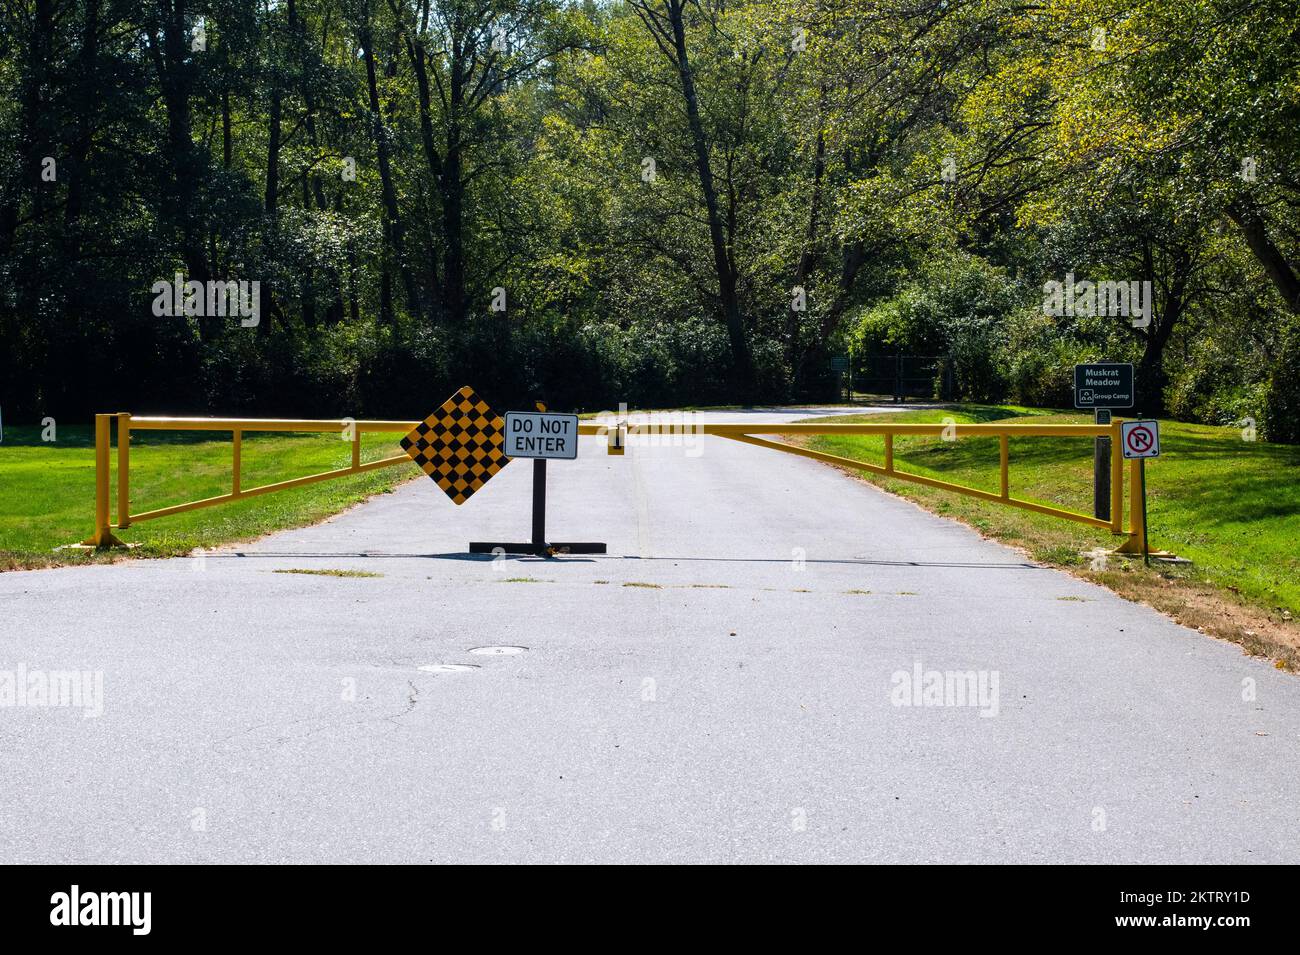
[117,412,132,529]
[81,413,126,548]
[1112,456,1146,554]
[1093,409,1111,520]
[1109,417,1123,534]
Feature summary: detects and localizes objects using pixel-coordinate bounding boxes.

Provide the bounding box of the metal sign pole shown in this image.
[1139,457,1150,566]
[1094,408,1111,520]
[531,459,547,548]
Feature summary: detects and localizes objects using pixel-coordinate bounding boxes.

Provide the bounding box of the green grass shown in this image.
[806,405,1300,618]
[0,425,417,570]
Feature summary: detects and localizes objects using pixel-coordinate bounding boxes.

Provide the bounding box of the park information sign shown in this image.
[1121,420,1160,459]
[1074,363,1134,409]
[504,411,580,460]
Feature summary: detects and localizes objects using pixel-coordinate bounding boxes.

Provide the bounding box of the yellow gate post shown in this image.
[1112,457,1147,554]
[1109,417,1123,535]
[232,428,242,496]
[79,413,128,549]
[116,412,131,529]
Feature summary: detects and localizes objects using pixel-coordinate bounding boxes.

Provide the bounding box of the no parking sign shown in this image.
[1121,420,1160,459]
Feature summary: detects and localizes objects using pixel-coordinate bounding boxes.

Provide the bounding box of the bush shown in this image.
[999,309,1095,408]
[848,252,1028,402]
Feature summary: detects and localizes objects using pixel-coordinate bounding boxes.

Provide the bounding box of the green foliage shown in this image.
[1264,323,1300,444]
[1000,310,1095,409]
[0,0,1296,435]
[849,254,1026,402]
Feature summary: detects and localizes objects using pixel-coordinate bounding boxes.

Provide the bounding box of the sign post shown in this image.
[469,409,605,557]
[1120,419,1160,565]
[1093,409,1111,519]
[1139,460,1149,566]
[1075,363,1133,520]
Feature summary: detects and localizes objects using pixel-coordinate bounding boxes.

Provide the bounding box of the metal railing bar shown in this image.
[122,454,412,525]
[716,432,1112,530]
[127,417,418,433]
[580,422,1110,437]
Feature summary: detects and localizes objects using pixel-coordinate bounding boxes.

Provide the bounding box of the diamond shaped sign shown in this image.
[401,386,510,504]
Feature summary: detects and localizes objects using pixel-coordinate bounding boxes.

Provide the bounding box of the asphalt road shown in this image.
[3,407,1298,864]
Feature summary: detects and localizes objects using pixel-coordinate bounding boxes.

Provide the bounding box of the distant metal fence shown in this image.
[854,354,953,402]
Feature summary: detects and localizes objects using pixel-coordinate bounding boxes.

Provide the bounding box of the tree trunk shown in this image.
[441,30,469,324]
[1137,318,1176,416]
[1135,246,1187,416]
[1227,200,1300,314]
[152,1,213,336]
[788,88,828,377]
[396,9,447,319]
[295,0,344,324]
[1,0,55,256]
[63,0,101,245]
[265,90,281,213]
[665,1,754,402]
[361,22,420,322]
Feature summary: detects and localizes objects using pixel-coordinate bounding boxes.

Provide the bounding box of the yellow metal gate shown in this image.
[79,411,1153,555]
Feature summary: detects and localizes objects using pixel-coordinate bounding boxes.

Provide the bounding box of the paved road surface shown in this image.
[3,407,1297,863]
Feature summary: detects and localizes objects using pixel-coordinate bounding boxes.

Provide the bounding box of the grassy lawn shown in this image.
[0,425,418,571]
[805,405,1300,665]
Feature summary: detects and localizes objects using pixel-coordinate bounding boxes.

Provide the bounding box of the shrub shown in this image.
[848,252,1028,401]
[999,309,1095,408]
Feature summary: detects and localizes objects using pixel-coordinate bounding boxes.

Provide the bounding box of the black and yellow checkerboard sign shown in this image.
[401,386,510,504]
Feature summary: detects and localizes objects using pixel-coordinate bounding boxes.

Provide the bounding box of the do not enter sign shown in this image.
[1121,420,1160,459]
[504,411,579,460]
